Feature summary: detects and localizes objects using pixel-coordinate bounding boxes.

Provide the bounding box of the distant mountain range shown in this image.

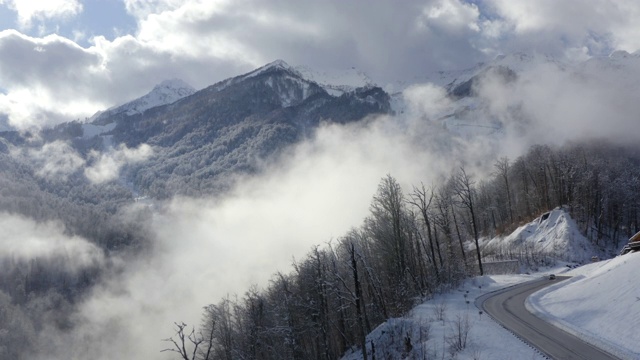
[0,60,391,202]
[0,51,638,222]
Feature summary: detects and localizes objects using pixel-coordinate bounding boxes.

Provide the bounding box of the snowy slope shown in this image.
[90,78,196,123]
[213,60,297,91]
[210,60,325,107]
[83,78,195,138]
[294,64,374,96]
[482,208,606,262]
[214,59,375,98]
[528,252,640,359]
[342,274,548,360]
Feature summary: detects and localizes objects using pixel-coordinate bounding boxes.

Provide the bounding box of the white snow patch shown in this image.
[81,122,116,138]
[294,65,374,96]
[483,208,604,262]
[90,78,195,122]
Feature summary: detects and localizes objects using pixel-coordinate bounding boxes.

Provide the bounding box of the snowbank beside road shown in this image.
[528,252,640,360]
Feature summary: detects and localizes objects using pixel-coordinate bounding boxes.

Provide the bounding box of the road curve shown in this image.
[476,277,620,360]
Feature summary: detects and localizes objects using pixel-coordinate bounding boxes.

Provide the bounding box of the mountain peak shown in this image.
[211,59,307,95]
[263,59,291,71]
[91,78,196,123]
[243,59,301,80]
[152,78,195,93]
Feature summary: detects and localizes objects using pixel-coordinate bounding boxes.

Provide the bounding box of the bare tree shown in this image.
[408,183,441,279]
[350,242,368,360]
[162,321,213,360]
[453,167,483,275]
[494,157,514,224]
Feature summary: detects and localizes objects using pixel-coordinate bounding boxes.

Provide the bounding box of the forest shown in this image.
[161,139,640,360]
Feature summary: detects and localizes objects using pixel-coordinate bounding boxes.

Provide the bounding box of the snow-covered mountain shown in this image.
[294,64,374,96]
[390,50,640,142]
[72,60,390,198]
[90,78,196,124]
[212,59,377,105]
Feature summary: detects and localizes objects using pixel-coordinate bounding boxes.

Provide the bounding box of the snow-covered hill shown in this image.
[482,208,609,262]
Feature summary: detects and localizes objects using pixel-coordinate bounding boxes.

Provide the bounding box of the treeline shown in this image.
[477,141,640,248]
[167,140,640,360]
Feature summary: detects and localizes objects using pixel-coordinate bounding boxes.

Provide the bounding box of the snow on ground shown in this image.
[294,64,374,96]
[482,208,606,262]
[342,274,549,360]
[527,252,640,360]
[81,122,116,139]
[90,78,195,123]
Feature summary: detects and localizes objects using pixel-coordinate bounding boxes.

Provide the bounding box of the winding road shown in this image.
[476,276,620,360]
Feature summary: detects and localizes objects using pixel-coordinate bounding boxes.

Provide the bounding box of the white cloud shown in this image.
[85,143,153,184]
[0,213,104,271]
[1,0,82,29]
[1,0,640,131]
[485,0,640,54]
[123,0,189,18]
[418,0,480,33]
[38,106,489,359]
[11,140,85,179]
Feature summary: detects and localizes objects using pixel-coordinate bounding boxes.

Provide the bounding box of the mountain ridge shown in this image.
[91,78,196,125]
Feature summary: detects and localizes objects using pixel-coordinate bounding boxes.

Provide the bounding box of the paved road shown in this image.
[476,277,620,360]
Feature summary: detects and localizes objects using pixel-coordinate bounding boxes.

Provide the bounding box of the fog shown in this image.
[85,143,153,184]
[0,214,104,271]
[16,56,640,359]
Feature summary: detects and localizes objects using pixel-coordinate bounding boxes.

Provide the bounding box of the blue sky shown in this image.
[0,0,135,43]
[0,0,639,130]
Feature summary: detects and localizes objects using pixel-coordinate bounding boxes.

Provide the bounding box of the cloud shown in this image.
[2,0,639,131]
[483,0,640,55]
[0,213,104,271]
[38,103,492,358]
[417,0,480,34]
[0,27,246,129]
[11,140,153,184]
[428,54,640,159]
[24,44,640,359]
[11,140,85,179]
[85,143,153,184]
[0,30,107,128]
[1,0,83,29]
